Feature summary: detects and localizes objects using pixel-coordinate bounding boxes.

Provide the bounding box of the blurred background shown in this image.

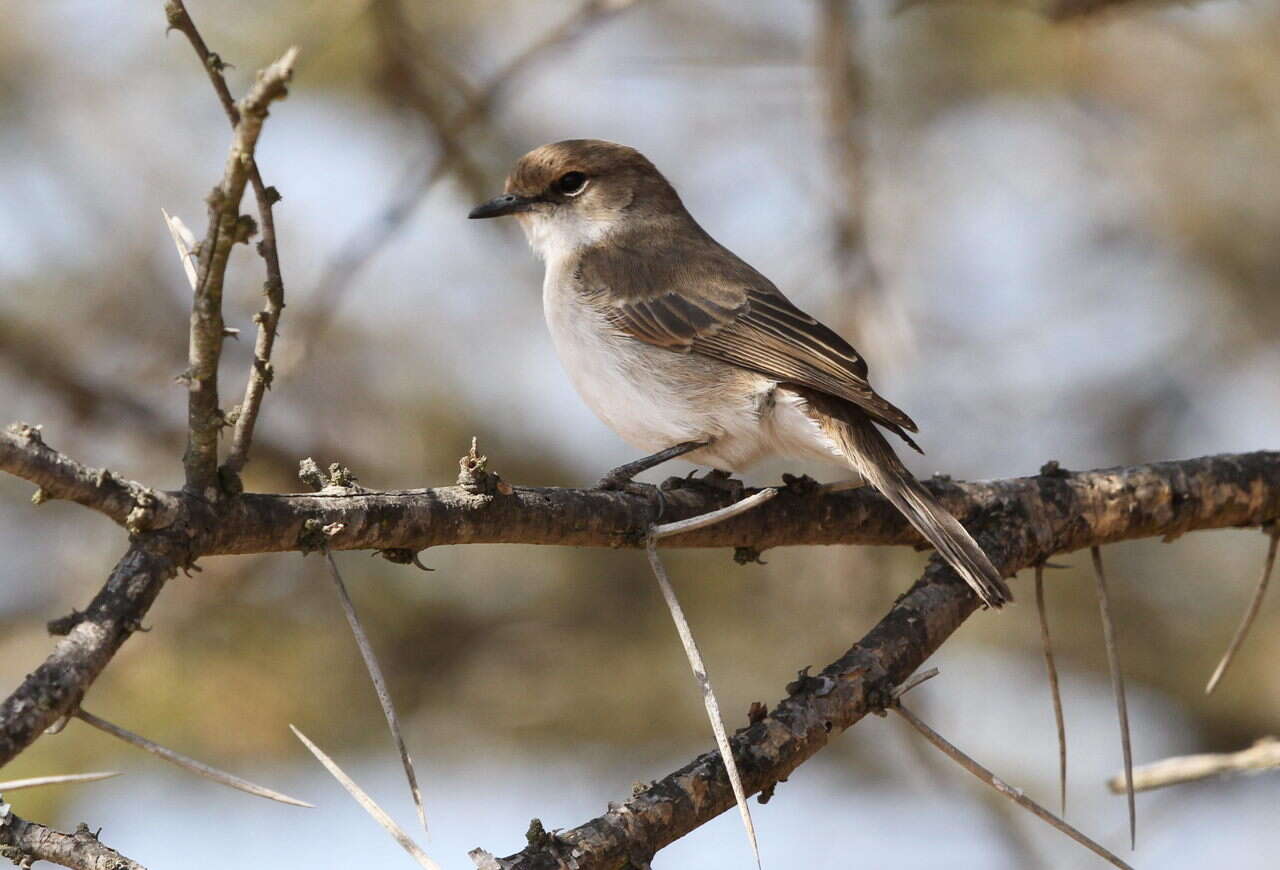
[2,0,1278,866]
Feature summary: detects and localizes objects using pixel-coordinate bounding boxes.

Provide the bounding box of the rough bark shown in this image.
[496,452,1280,869]
[0,810,146,870]
[200,451,1280,556]
[0,537,185,767]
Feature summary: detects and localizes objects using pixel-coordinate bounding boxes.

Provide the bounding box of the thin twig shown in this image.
[0,771,120,792]
[644,534,761,869]
[1035,564,1068,815]
[891,667,940,698]
[1205,525,1278,694]
[892,702,1132,869]
[323,550,428,833]
[75,709,312,808]
[165,1,290,480]
[290,725,442,870]
[652,488,778,539]
[1091,546,1135,849]
[179,33,297,494]
[1106,737,1280,793]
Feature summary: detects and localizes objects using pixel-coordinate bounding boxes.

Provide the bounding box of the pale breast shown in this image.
[540,256,851,473]
[541,262,775,469]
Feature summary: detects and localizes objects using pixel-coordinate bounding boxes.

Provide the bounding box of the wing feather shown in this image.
[574,222,919,438]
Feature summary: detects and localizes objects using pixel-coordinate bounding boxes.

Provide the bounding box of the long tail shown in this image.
[808,395,1011,609]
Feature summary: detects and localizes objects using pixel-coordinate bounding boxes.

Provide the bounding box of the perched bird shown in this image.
[469,139,1010,608]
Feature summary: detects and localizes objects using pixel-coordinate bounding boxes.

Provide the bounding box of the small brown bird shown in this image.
[470,139,1010,607]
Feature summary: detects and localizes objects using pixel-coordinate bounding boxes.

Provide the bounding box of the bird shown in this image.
[469,139,1010,608]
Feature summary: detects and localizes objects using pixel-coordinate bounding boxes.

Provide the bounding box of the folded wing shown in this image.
[574,226,921,448]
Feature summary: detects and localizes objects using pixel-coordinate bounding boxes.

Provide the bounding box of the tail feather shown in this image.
[807,395,1011,608]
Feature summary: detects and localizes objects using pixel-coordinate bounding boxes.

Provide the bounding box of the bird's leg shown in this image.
[598,440,710,490]
[598,440,710,520]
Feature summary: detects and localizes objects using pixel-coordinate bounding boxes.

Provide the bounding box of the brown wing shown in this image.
[574,225,920,443]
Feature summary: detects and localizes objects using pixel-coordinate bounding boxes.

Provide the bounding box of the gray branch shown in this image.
[164,0,294,482]
[0,810,145,870]
[495,452,1280,868]
[181,44,297,496]
[0,423,179,531]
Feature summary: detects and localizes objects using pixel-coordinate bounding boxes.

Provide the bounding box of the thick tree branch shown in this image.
[195,451,1280,556]
[0,810,146,870]
[2,449,1275,772]
[495,452,1280,869]
[0,537,184,771]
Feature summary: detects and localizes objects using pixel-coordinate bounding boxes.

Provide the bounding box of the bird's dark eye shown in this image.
[556,171,588,196]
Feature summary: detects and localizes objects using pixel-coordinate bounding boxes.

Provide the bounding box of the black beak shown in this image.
[468,192,539,219]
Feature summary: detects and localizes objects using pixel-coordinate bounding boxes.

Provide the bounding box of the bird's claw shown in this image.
[662,468,743,501]
[598,475,667,521]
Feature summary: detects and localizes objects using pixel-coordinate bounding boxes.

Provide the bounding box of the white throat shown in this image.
[518,209,615,262]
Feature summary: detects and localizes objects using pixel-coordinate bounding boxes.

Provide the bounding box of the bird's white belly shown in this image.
[542,273,845,472]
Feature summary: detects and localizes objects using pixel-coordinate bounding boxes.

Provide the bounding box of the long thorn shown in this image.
[76,709,312,807]
[893,702,1133,870]
[291,725,442,870]
[0,771,120,791]
[652,488,778,539]
[1206,527,1278,694]
[1091,546,1135,849]
[645,533,762,869]
[323,549,428,833]
[1035,564,1068,816]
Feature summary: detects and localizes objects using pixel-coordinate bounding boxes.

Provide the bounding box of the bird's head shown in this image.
[469,139,682,259]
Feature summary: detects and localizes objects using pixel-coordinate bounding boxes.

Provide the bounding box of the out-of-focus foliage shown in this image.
[1,0,1277,864]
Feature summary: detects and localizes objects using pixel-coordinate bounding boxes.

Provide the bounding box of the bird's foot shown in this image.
[598,474,668,521]
[663,467,744,502]
[781,473,865,497]
[781,473,822,497]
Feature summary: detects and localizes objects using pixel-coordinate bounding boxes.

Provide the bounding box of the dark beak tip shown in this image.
[469,193,535,220]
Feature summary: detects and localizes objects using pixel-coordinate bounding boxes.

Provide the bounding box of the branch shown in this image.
[181,43,297,494]
[493,453,1280,868]
[164,0,293,480]
[164,2,289,481]
[1,450,1276,773]
[0,423,179,531]
[0,538,185,767]
[0,11,303,771]
[196,451,1280,556]
[0,808,146,870]
[1107,737,1280,794]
